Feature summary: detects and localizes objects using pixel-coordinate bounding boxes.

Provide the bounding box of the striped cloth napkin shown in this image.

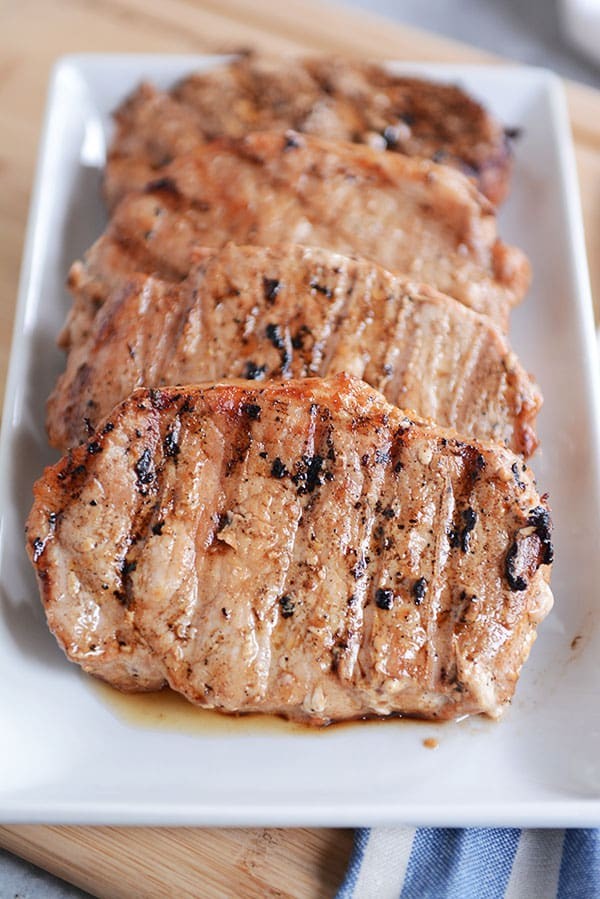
[336,828,600,898]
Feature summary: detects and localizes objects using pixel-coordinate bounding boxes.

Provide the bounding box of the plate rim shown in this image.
[1,52,600,827]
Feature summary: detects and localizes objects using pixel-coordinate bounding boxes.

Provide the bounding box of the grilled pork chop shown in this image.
[106,132,529,329]
[28,375,553,721]
[49,243,540,455]
[106,54,512,208]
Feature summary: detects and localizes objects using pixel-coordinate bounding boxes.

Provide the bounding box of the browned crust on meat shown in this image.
[48,242,540,455]
[28,375,553,721]
[104,131,529,329]
[105,55,512,208]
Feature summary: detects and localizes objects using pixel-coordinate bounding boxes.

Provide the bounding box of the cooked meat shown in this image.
[48,243,541,455]
[28,375,553,721]
[59,234,144,352]
[105,54,512,208]
[60,236,215,353]
[27,419,167,691]
[106,132,529,329]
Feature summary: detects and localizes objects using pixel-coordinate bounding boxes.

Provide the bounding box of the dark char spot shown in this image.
[32,538,44,562]
[291,454,326,494]
[528,505,554,565]
[292,325,311,350]
[449,508,477,552]
[351,555,368,580]
[283,132,301,151]
[164,429,180,458]
[265,323,291,373]
[374,448,391,465]
[134,448,154,490]
[266,322,285,350]
[413,577,427,605]
[242,403,261,421]
[310,280,333,299]
[375,588,394,610]
[263,277,280,304]
[512,461,526,490]
[271,457,288,479]
[279,595,295,618]
[216,511,233,533]
[448,528,460,549]
[505,542,528,592]
[474,453,486,474]
[460,508,477,552]
[145,176,179,195]
[244,361,267,381]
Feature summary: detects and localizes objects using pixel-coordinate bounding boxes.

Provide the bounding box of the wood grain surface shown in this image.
[1,0,599,896]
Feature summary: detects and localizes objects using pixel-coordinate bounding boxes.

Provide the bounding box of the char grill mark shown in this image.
[424,448,479,695]
[353,425,397,684]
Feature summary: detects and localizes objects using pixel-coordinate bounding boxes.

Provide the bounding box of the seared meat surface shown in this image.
[106,132,529,329]
[49,243,540,455]
[106,54,512,208]
[59,234,145,352]
[28,376,553,721]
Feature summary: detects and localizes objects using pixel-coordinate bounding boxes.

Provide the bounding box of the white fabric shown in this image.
[353,827,416,899]
[504,829,566,899]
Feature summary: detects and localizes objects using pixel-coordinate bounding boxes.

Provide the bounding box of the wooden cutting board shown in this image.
[1,1,599,896]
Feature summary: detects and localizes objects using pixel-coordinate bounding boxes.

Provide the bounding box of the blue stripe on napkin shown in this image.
[401,828,520,899]
[338,829,371,898]
[557,830,600,899]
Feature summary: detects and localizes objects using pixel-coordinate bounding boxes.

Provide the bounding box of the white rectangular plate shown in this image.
[1,54,600,827]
